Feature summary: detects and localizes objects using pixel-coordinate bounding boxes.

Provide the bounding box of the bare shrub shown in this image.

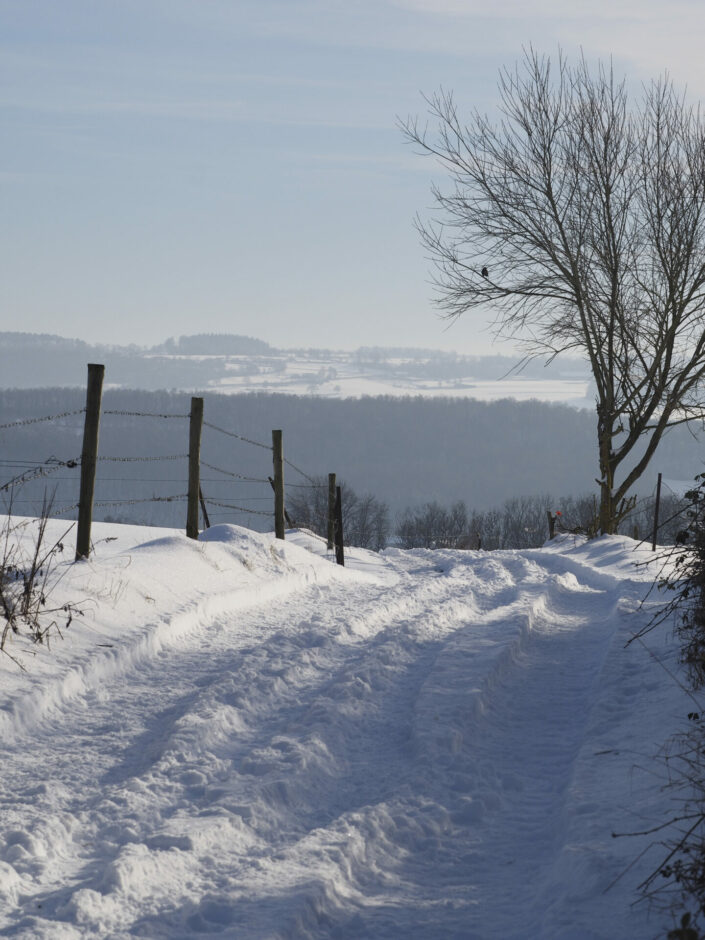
[627,475,705,935]
[0,491,82,663]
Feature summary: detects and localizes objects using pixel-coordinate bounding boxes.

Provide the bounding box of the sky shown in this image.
[3,1,705,354]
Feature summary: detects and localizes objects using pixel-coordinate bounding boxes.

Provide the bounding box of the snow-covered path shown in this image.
[0,523,691,938]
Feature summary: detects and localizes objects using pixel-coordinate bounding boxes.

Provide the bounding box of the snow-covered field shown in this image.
[0,518,693,938]
[208,352,593,407]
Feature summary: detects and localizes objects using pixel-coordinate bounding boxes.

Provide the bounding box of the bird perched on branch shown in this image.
[481,266,488,278]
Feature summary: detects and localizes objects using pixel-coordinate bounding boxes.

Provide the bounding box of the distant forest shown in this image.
[0,388,701,531]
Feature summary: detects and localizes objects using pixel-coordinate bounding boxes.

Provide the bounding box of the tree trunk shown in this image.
[599,484,617,535]
[597,407,617,535]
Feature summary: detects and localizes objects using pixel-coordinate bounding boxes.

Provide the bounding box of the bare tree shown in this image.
[287,477,390,552]
[402,49,705,533]
[396,501,468,548]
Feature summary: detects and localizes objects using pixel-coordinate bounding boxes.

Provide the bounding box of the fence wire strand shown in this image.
[0,457,80,492]
[93,494,187,508]
[200,460,269,483]
[98,454,187,463]
[37,493,190,517]
[0,409,86,430]
[103,410,190,419]
[283,458,317,485]
[203,497,273,517]
[0,458,74,467]
[203,421,271,451]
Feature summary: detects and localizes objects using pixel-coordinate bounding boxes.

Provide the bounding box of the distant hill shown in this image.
[150,334,273,356]
[0,331,270,390]
[0,331,593,406]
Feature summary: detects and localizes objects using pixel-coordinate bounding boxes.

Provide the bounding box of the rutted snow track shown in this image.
[0,524,690,938]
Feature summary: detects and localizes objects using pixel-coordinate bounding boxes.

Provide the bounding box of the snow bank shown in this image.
[0,519,363,743]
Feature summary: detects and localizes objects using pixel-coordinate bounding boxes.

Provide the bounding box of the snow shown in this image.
[201,350,594,407]
[0,518,694,938]
[215,370,592,407]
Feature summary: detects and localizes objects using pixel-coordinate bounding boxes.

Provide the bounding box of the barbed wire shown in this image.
[0,458,71,467]
[11,475,273,484]
[31,494,188,518]
[206,496,273,502]
[0,409,86,430]
[93,495,187,508]
[202,498,273,517]
[283,458,318,485]
[0,494,76,503]
[98,454,188,463]
[202,421,271,451]
[102,410,190,419]
[53,502,81,516]
[0,457,80,492]
[200,460,269,483]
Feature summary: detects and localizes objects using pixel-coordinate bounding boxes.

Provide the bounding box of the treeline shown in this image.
[0,333,242,390]
[396,492,690,549]
[0,388,701,531]
[289,484,690,552]
[353,347,590,383]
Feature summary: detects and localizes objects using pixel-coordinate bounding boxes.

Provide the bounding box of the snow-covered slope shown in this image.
[0,519,692,938]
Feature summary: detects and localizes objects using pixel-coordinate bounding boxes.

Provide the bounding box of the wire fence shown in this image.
[0,397,325,539]
[1,385,698,551]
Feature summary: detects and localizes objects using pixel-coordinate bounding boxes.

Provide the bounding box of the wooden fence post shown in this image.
[75,363,105,560]
[272,429,285,540]
[187,397,203,540]
[268,477,292,526]
[334,485,345,566]
[652,472,663,551]
[327,472,336,550]
[546,510,556,540]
